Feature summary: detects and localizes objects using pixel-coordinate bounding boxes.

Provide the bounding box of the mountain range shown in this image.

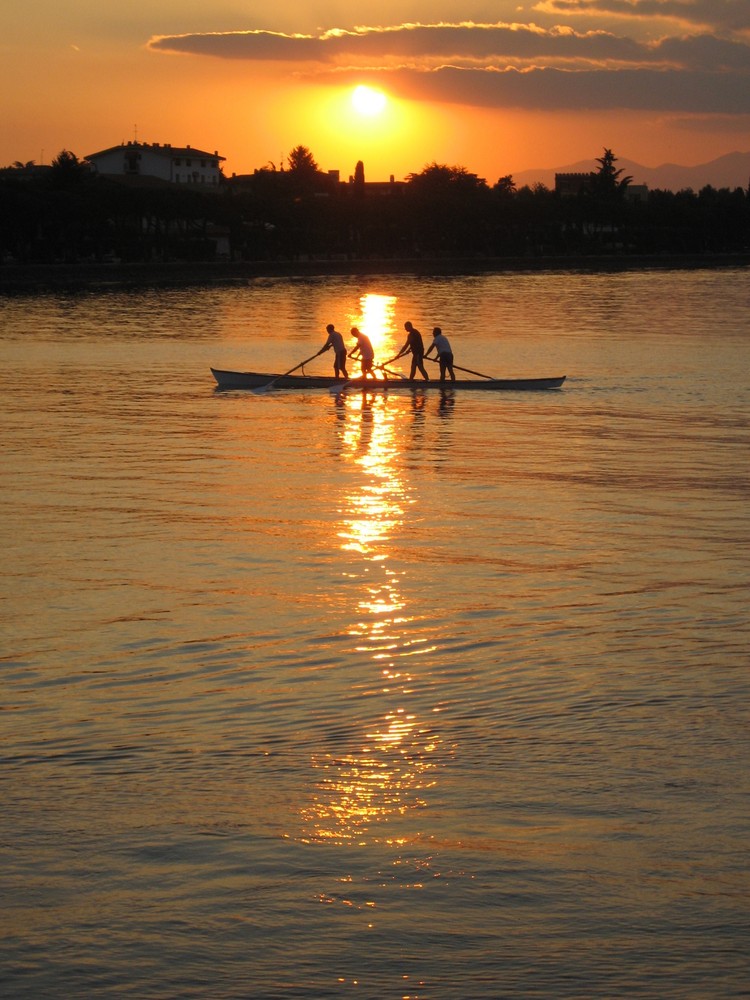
[513,151,750,193]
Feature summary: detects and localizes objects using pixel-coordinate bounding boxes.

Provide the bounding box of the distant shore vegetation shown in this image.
[1,146,749,268]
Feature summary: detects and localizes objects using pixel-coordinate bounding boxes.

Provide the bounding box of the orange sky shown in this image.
[3,1,750,183]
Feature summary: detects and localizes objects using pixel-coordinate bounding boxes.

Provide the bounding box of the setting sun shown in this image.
[351,85,387,117]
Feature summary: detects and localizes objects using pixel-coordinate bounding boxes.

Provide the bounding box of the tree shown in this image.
[48,149,90,189]
[351,159,366,201]
[581,149,635,251]
[286,145,318,176]
[51,149,85,172]
[494,175,516,195]
[403,163,492,255]
[593,148,632,197]
[406,162,488,193]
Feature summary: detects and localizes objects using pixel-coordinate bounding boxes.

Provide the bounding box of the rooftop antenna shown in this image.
[134,124,138,143]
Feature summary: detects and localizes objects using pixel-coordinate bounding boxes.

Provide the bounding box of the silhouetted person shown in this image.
[425,327,456,381]
[393,321,429,380]
[318,323,348,379]
[348,327,375,378]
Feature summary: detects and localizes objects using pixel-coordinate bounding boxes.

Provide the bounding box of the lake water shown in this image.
[1,267,749,999]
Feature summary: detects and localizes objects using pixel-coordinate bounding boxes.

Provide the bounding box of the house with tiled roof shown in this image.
[86,141,225,186]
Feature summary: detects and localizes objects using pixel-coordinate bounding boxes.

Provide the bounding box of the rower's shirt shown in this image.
[432,333,452,355]
[325,329,346,354]
[407,328,425,355]
[353,333,374,360]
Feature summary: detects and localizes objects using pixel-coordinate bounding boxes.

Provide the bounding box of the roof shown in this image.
[86,141,225,161]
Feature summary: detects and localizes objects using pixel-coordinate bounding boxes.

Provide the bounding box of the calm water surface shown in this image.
[1,269,749,998]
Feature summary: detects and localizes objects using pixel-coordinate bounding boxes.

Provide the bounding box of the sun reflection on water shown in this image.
[300,702,440,847]
[337,397,407,562]
[346,291,398,357]
[299,323,445,846]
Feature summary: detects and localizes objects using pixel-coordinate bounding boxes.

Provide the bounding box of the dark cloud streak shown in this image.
[535,0,750,33]
[149,30,328,61]
[149,23,750,70]
[387,66,750,113]
[149,24,647,64]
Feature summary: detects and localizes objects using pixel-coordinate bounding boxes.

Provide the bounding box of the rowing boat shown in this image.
[211,368,566,391]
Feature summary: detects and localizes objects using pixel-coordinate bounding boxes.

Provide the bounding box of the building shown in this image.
[624,184,649,203]
[555,172,595,196]
[227,164,405,199]
[86,141,225,185]
[555,172,648,201]
[347,174,405,197]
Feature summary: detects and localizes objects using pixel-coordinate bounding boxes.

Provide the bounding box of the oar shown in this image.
[328,365,398,394]
[256,352,322,392]
[425,356,495,380]
[376,364,408,380]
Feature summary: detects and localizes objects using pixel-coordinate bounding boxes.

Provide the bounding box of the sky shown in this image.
[3,1,750,183]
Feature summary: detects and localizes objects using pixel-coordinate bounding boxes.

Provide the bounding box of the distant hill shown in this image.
[513,151,750,193]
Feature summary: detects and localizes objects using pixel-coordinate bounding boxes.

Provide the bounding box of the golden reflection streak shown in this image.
[301,299,443,849]
[346,292,399,357]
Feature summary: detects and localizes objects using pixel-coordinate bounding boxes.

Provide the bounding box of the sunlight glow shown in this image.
[302,84,425,181]
[351,85,387,117]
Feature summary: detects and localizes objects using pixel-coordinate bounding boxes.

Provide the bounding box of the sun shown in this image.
[351,85,387,117]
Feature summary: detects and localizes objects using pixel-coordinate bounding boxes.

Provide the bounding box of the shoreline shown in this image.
[2,252,749,293]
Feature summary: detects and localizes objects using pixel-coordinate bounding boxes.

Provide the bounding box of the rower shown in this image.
[391,321,429,380]
[348,327,376,379]
[425,327,456,382]
[317,323,348,379]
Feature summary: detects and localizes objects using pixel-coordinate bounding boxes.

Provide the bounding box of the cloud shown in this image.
[653,34,750,70]
[148,20,750,113]
[670,114,750,133]
[532,0,750,34]
[148,29,328,61]
[148,23,648,65]
[368,65,750,113]
[149,21,750,70]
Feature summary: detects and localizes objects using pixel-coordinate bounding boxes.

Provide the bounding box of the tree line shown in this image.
[1,146,748,265]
